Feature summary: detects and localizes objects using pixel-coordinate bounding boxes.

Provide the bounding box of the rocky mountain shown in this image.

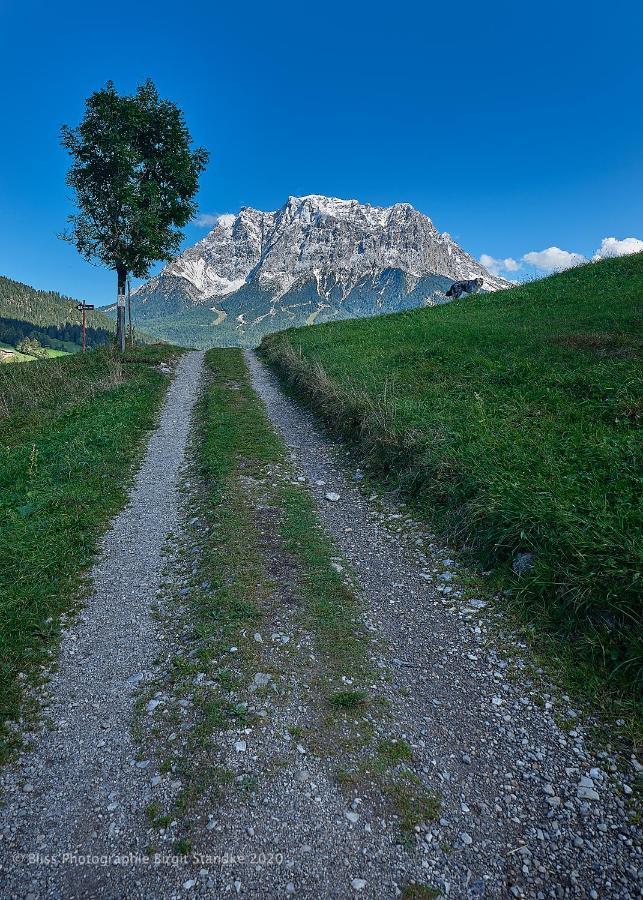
[124,195,510,347]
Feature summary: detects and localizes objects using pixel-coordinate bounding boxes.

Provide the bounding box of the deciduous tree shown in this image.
[61,80,208,350]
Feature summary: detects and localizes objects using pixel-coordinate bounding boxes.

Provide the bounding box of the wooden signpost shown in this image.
[76,302,95,353]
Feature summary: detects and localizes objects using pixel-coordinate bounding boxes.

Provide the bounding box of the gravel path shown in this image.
[0,351,204,899]
[1,346,640,900]
[244,350,642,900]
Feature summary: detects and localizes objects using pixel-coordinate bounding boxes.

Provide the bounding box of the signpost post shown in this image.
[127,278,133,349]
[76,302,95,353]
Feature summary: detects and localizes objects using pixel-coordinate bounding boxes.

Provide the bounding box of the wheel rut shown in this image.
[243,349,641,900]
[0,351,205,899]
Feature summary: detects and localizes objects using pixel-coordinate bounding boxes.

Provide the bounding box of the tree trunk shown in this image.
[116,266,126,353]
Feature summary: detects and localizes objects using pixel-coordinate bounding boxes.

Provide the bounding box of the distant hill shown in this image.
[0,275,115,332]
[0,275,115,352]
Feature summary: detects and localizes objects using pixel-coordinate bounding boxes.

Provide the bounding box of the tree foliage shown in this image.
[61,80,209,279]
[16,336,48,358]
[0,316,111,351]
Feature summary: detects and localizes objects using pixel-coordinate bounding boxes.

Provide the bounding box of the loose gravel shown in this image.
[0,351,204,899]
[244,350,642,899]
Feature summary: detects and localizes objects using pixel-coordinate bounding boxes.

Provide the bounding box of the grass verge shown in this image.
[195,348,367,693]
[169,347,282,750]
[0,344,183,762]
[260,254,643,724]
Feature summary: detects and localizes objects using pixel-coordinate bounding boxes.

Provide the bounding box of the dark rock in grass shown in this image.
[512,552,535,575]
[446,277,484,299]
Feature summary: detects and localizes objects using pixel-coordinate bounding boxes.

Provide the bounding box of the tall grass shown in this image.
[261,254,643,714]
[0,344,182,762]
[0,350,123,421]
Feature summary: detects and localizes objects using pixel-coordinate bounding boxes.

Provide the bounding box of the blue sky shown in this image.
[0,0,641,305]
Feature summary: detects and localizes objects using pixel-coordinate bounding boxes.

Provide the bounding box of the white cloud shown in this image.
[522,246,587,272]
[194,213,219,227]
[480,254,522,277]
[482,233,643,281]
[194,212,236,229]
[592,236,643,260]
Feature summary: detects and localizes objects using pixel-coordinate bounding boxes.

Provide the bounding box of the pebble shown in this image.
[468,598,487,609]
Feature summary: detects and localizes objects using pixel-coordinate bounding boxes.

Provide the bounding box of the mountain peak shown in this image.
[131,194,510,347]
[276,195,423,230]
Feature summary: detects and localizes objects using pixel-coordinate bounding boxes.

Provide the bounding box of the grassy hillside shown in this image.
[0,341,52,363]
[0,344,183,761]
[0,274,115,334]
[261,254,643,715]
